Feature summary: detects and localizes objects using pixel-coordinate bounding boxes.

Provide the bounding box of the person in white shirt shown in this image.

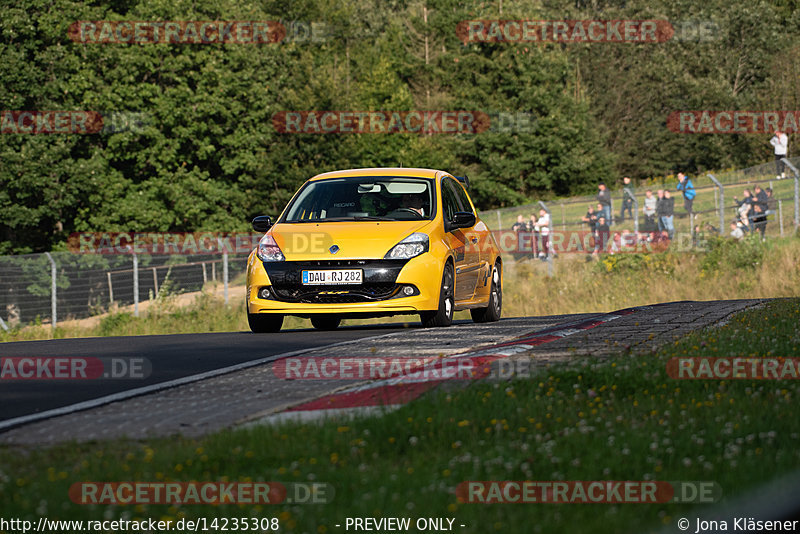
[770,129,788,179]
[642,189,657,232]
[730,221,744,240]
[534,208,551,260]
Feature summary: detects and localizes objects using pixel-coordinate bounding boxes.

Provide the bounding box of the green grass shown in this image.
[2,299,799,533]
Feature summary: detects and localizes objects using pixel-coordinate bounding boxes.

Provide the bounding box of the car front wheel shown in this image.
[420,262,454,327]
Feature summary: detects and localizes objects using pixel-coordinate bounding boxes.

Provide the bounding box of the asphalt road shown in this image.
[0,300,767,444]
[0,324,414,421]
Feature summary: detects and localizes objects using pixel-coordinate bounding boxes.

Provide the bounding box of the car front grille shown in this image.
[271,284,400,304]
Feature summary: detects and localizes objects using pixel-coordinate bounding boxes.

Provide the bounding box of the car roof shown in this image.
[308,168,450,181]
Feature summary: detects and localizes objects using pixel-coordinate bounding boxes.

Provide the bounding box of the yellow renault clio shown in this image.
[245,168,502,332]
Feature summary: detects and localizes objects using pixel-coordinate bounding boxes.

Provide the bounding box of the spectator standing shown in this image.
[582,205,598,235]
[661,190,675,239]
[534,208,551,260]
[676,172,696,216]
[594,216,610,255]
[753,185,768,211]
[512,215,528,260]
[643,189,657,232]
[770,130,788,179]
[765,187,777,217]
[597,183,612,223]
[734,190,753,229]
[529,213,539,258]
[751,203,768,240]
[655,189,665,232]
[512,214,526,233]
[620,176,634,222]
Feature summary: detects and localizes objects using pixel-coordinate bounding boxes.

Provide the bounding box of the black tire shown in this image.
[248,313,283,333]
[311,315,341,330]
[471,262,502,323]
[420,262,455,327]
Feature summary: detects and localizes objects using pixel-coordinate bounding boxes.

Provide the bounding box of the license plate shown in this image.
[302,269,363,285]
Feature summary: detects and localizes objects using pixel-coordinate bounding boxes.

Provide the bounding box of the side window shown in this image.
[451,180,475,215]
[441,180,459,222]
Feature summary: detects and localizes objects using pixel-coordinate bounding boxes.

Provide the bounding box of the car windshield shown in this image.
[282,176,435,222]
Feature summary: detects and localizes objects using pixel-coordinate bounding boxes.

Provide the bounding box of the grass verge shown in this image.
[1,299,799,533]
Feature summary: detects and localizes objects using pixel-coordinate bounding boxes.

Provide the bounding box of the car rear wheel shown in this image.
[420,262,454,327]
[471,262,502,323]
[311,315,341,330]
[248,313,283,333]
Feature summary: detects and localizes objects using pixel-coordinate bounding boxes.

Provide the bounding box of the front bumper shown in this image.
[246,254,443,316]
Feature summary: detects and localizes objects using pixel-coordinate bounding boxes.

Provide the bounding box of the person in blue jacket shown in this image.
[676,172,696,216]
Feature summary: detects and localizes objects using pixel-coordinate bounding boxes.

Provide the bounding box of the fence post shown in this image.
[496,210,502,231]
[44,252,57,332]
[0,316,8,332]
[152,267,159,296]
[781,158,799,231]
[779,200,784,237]
[707,174,725,235]
[538,200,554,277]
[223,251,229,305]
[560,203,566,230]
[107,272,114,304]
[133,252,139,317]
[218,237,229,305]
[624,187,638,233]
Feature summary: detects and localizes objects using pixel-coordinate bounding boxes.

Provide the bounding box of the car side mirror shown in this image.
[448,211,476,231]
[252,215,272,232]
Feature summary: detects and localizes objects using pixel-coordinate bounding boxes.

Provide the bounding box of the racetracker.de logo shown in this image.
[667,357,800,379]
[68,21,286,44]
[456,20,674,44]
[668,111,800,134]
[1,111,104,134]
[272,111,492,134]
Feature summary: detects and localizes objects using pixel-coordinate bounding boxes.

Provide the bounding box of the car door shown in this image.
[452,181,492,295]
[442,177,480,301]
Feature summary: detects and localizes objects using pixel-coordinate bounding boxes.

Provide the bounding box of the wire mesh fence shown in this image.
[478,157,800,255]
[0,252,248,331]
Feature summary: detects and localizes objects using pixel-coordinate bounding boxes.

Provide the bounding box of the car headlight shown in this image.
[257,234,285,262]
[384,233,429,260]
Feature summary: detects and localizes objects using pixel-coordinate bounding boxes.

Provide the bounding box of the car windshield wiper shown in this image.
[352,216,393,221]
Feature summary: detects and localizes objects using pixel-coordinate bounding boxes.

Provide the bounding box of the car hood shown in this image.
[268,221,433,260]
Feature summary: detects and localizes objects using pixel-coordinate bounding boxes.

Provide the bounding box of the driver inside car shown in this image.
[399,193,426,217]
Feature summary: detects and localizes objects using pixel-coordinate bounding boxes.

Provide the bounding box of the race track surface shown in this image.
[0,300,766,445]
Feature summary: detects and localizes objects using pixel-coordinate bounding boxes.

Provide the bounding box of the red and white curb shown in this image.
[263,307,641,421]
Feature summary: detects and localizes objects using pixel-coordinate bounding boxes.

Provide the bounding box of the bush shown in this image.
[700,235,766,274]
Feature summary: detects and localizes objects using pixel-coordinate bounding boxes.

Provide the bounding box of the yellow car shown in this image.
[245,168,502,332]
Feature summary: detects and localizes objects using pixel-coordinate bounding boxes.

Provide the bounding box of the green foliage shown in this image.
[700,234,767,273]
[1,0,797,252]
[593,252,678,275]
[97,311,135,336]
